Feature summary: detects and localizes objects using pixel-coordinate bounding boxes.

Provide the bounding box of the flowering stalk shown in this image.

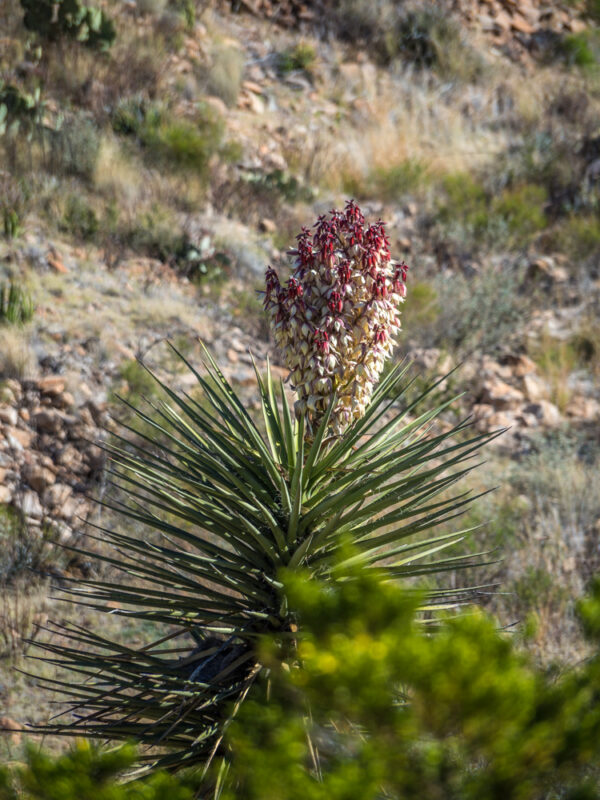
[264,201,407,436]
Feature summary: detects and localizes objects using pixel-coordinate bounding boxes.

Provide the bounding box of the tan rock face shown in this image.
[479,378,525,409]
[524,400,562,427]
[522,373,549,403]
[0,406,18,427]
[23,463,56,494]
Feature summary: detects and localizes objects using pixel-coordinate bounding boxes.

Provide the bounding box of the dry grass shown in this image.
[0,327,37,380]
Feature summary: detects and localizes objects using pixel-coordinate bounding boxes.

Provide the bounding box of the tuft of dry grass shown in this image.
[0,327,37,380]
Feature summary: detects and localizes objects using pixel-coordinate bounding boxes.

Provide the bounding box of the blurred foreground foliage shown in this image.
[3,568,600,799]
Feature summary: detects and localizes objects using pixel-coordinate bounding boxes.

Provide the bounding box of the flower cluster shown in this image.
[264,200,408,435]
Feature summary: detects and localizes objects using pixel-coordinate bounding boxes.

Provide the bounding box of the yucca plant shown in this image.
[0,280,34,325]
[32,202,497,778]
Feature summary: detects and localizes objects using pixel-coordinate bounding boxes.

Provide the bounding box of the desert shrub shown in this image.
[207,44,245,107]
[20,0,116,51]
[0,281,34,326]
[548,213,600,258]
[45,113,101,181]
[425,264,529,353]
[0,506,53,584]
[347,160,428,202]
[219,569,600,799]
[112,99,234,179]
[546,30,600,68]
[278,41,316,74]
[240,168,314,204]
[329,0,485,79]
[436,173,548,249]
[0,742,202,799]
[60,194,99,240]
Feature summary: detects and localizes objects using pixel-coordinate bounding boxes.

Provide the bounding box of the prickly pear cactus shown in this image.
[20,0,116,51]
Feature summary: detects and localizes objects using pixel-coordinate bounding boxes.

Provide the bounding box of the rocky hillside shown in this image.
[1,0,600,745]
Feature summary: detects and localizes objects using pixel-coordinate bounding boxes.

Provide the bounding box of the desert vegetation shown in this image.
[1,0,600,795]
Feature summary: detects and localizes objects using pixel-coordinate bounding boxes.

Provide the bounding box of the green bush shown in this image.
[60,194,99,240]
[20,0,116,51]
[349,160,428,202]
[436,173,548,249]
[548,213,600,258]
[0,742,201,800]
[278,42,317,74]
[220,568,600,800]
[112,100,234,179]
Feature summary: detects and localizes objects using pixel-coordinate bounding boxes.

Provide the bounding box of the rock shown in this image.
[19,408,30,422]
[56,445,82,471]
[479,378,525,409]
[525,257,568,285]
[524,400,562,426]
[46,518,73,544]
[0,716,22,744]
[2,378,22,403]
[6,426,34,449]
[522,373,549,402]
[501,353,537,377]
[0,406,18,427]
[23,463,56,493]
[565,396,600,421]
[511,14,534,34]
[259,217,277,233]
[32,408,64,434]
[47,253,68,273]
[37,375,66,396]
[0,485,13,504]
[52,391,75,410]
[83,444,104,471]
[43,483,73,509]
[0,386,16,405]
[85,400,107,426]
[17,490,44,519]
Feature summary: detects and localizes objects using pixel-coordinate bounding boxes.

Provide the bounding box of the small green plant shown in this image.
[60,194,99,240]
[0,282,34,326]
[20,0,116,51]
[278,42,316,74]
[548,213,600,258]
[547,30,600,68]
[0,506,53,584]
[0,175,28,240]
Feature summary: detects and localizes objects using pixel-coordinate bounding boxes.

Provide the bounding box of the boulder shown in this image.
[524,400,562,426]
